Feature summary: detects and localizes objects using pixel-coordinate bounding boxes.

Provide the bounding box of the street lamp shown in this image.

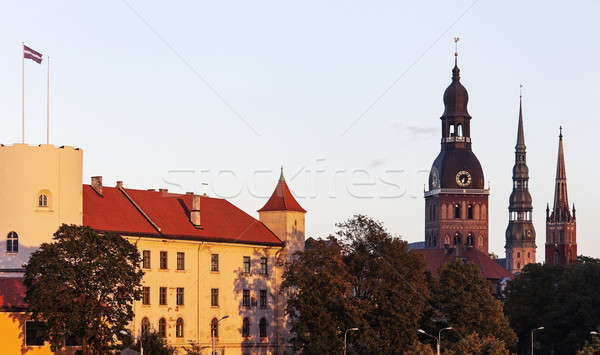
[418,327,452,355]
[531,326,544,355]
[591,331,599,336]
[344,328,358,355]
[212,315,229,355]
[119,329,143,355]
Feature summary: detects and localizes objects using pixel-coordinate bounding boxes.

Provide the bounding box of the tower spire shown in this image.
[279,166,285,182]
[516,88,525,150]
[553,127,569,211]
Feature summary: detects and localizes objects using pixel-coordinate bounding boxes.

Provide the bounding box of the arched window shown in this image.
[454,204,461,219]
[211,318,219,338]
[259,317,267,338]
[6,231,18,253]
[467,205,473,219]
[517,262,520,269]
[176,318,184,338]
[158,318,166,337]
[38,194,48,207]
[449,125,455,137]
[242,317,250,337]
[457,123,463,137]
[141,317,150,336]
[517,252,521,259]
[466,233,473,246]
[453,233,461,246]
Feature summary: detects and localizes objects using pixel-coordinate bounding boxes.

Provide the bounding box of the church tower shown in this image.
[505,96,536,273]
[545,128,577,264]
[425,53,490,253]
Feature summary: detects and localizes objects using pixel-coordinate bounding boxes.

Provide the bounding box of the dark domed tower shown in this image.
[424,55,489,253]
[545,128,577,264]
[505,97,536,274]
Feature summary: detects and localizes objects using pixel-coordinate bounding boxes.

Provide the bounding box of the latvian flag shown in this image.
[24,45,42,64]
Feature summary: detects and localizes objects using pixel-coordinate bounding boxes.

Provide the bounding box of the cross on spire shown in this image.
[454,37,460,65]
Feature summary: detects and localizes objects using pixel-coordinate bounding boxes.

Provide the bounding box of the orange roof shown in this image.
[83,185,283,246]
[413,247,512,281]
[0,277,27,311]
[258,171,306,213]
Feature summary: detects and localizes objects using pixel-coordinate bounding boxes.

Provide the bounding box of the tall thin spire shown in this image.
[553,127,569,211]
[452,37,460,80]
[279,166,285,182]
[516,90,526,150]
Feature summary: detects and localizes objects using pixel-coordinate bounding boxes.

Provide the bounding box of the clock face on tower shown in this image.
[456,170,472,187]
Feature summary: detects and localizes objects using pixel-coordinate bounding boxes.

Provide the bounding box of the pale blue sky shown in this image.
[0,1,598,259]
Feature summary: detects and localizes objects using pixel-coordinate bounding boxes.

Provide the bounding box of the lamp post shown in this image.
[212,315,229,355]
[344,328,358,355]
[591,331,600,336]
[531,326,544,355]
[418,327,452,355]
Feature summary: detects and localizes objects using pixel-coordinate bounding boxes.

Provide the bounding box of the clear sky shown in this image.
[0,1,598,260]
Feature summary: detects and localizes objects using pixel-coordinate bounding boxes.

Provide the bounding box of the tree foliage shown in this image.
[577,335,600,355]
[504,260,600,354]
[24,225,144,354]
[281,215,429,355]
[134,330,175,355]
[443,332,510,355]
[429,260,517,348]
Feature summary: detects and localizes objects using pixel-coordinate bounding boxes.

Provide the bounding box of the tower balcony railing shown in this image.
[442,136,471,143]
[424,187,490,197]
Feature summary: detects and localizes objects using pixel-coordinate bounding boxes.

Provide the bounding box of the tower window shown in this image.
[467,205,473,219]
[38,194,48,207]
[449,125,455,137]
[457,123,463,137]
[517,252,520,259]
[517,262,520,269]
[6,231,18,253]
[454,204,461,219]
[453,233,461,245]
[466,233,473,246]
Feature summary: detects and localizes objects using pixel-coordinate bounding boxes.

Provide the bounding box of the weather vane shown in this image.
[520,84,523,98]
[454,37,460,57]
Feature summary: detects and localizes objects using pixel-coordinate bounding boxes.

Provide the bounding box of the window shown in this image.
[211,288,219,307]
[142,287,150,305]
[25,320,47,346]
[38,194,48,207]
[177,252,185,270]
[243,289,250,307]
[517,252,521,259]
[467,205,473,219]
[142,250,151,269]
[160,251,168,269]
[243,256,251,274]
[158,318,166,337]
[466,233,473,246]
[211,254,219,272]
[554,251,560,265]
[242,317,250,337]
[517,262,521,269]
[454,204,461,219]
[259,317,267,338]
[260,289,267,309]
[141,317,150,335]
[159,287,167,305]
[176,318,184,338]
[176,287,184,306]
[211,318,219,338]
[6,231,18,253]
[528,252,531,259]
[260,257,268,275]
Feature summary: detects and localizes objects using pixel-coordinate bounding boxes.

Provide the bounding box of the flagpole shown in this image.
[21,42,24,144]
[46,56,50,144]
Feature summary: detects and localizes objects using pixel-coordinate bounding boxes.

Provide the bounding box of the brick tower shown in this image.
[505,96,536,273]
[424,53,490,253]
[545,128,577,264]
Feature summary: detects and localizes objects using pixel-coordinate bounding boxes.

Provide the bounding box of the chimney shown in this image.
[190,194,202,228]
[116,181,124,189]
[91,176,103,196]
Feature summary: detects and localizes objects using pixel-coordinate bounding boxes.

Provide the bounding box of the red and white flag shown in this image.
[24,45,42,64]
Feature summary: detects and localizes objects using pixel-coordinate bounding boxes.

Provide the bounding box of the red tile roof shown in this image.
[0,277,26,311]
[413,247,512,281]
[83,185,283,246]
[258,173,306,213]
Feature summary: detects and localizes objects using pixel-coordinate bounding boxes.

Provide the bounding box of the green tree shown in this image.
[339,215,429,354]
[577,336,600,355]
[432,260,516,348]
[444,332,509,355]
[24,224,144,354]
[504,260,600,354]
[281,215,429,355]
[281,236,356,354]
